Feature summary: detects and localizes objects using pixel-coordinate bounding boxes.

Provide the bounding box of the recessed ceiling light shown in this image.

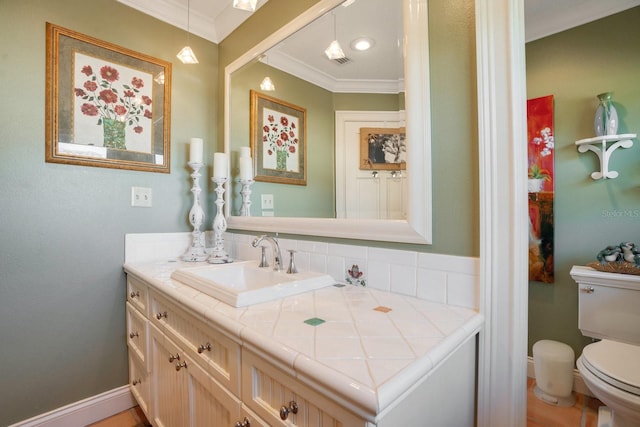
[351,37,374,51]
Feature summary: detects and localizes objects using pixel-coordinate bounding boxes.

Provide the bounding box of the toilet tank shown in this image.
[570,265,640,345]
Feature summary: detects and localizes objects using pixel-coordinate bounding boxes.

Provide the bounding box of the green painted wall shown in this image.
[219,0,479,256]
[526,7,640,359]
[0,0,218,424]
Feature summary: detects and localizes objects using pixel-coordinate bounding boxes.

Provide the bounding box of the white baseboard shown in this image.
[527,356,592,397]
[9,385,136,427]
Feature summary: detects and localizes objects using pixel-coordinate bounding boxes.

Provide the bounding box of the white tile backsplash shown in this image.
[367,261,391,291]
[328,243,368,259]
[327,255,347,282]
[369,247,418,266]
[125,232,479,310]
[390,264,417,296]
[416,268,448,304]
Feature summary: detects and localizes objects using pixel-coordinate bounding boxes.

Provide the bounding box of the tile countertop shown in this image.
[124,260,484,420]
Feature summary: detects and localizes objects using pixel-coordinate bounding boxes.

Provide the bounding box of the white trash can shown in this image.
[533,340,576,406]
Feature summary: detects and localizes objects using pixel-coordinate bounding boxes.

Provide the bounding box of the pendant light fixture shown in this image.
[325,11,345,60]
[233,0,257,12]
[259,55,275,91]
[176,0,198,64]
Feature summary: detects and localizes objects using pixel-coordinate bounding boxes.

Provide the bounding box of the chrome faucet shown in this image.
[251,234,283,272]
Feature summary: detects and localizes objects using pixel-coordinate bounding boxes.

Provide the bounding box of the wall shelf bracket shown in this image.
[575,133,636,180]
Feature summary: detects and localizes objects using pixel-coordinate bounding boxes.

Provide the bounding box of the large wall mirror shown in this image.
[224,0,431,244]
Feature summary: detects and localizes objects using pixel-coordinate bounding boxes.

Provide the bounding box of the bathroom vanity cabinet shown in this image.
[125,261,482,427]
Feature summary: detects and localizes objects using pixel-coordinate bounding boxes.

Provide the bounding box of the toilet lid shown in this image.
[582,340,640,396]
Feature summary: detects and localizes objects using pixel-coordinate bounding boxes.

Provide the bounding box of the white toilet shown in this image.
[570,266,640,427]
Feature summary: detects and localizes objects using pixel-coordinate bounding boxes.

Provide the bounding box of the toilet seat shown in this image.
[581,340,640,396]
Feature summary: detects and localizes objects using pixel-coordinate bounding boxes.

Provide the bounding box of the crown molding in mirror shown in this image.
[224,0,432,244]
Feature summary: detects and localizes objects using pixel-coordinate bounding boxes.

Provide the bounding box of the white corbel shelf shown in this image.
[575,133,636,180]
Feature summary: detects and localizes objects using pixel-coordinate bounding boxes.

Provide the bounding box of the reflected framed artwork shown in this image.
[45,23,171,173]
[250,90,306,185]
[359,127,406,170]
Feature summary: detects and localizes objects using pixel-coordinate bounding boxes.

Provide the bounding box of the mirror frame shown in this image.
[224,0,432,244]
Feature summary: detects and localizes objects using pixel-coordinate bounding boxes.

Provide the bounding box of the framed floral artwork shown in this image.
[527,94,555,283]
[250,90,306,185]
[359,128,406,170]
[45,23,171,173]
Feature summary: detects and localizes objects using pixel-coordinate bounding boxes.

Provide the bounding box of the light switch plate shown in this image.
[131,187,152,207]
[261,194,274,210]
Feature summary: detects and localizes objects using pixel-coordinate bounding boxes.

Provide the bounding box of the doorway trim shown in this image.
[475,0,529,426]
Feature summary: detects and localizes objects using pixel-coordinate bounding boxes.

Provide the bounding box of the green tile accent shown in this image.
[304,317,326,326]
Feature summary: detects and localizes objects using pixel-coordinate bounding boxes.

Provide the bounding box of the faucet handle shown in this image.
[286,250,298,274]
[258,245,269,268]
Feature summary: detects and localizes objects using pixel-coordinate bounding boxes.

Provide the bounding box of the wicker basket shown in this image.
[587,261,640,276]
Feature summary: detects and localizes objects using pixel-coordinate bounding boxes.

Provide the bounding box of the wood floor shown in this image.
[526,378,603,427]
[88,405,150,427]
[90,379,604,427]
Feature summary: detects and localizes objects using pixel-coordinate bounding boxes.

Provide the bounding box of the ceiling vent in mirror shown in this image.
[332,56,352,65]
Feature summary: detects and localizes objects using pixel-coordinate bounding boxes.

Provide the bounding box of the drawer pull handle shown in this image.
[197,342,212,353]
[279,400,298,420]
[129,291,140,298]
[234,417,251,427]
[156,311,168,320]
[129,332,139,339]
[580,286,595,293]
[132,378,142,386]
[175,361,188,371]
[168,353,180,363]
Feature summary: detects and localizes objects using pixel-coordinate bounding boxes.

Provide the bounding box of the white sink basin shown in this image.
[170,261,336,307]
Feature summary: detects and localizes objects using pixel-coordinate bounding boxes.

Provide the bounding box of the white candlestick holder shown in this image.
[182,162,208,262]
[240,179,254,216]
[208,176,232,264]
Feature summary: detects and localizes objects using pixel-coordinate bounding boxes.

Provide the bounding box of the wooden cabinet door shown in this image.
[188,349,242,427]
[150,323,188,427]
[150,322,244,427]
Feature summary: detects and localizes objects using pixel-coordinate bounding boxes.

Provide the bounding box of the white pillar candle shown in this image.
[239,156,253,180]
[189,138,203,164]
[240,146,251,158]
[213,152,228,179]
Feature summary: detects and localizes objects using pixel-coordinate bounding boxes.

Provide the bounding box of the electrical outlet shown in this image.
[261,194,274,210]
[131,186,152,207]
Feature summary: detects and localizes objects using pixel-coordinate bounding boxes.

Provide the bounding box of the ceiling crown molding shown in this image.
[117,0,268,44]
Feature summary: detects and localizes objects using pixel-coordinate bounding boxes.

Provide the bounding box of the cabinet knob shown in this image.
[197,342,212,353]
[234,417,251,427]
[168,353,180,363]
[129,332,139,339]
[156,311,168,320]
[132,378,142,386]
[279,400,298,420]
[175,361,188,371]
[129,291,140,298]
[580,286,595,293]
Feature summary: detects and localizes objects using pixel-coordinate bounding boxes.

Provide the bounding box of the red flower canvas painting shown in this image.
[527,95,555,283]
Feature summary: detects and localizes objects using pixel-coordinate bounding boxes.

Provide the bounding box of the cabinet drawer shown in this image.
[127,275,148,315]
[241,349,367,427]
[126,302,147,365]
[129,354,150,419]
[150,290,241,396]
